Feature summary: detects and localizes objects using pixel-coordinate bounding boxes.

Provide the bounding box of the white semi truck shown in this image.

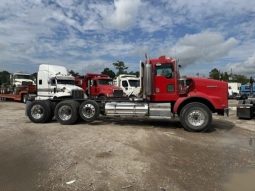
[114,74,141,97]
[36,64,84,100]
[228,82,241,99]
[26,64,85,123]
[10,73,35,87]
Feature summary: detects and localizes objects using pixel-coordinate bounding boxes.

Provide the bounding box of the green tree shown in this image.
[101,68,116,78]
[69,70,79,77]
[209,68,220,80]
[221,72,229,81]
[113,60,128,75]
[232,74,249,84]
[0,71,10,85]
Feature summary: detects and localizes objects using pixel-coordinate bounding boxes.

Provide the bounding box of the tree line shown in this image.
[69,60,139,79]
[209,68,250,84]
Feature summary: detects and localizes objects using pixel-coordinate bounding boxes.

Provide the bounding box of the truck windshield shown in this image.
[129,80,140,87]
[57,79,75,85]
[98,79,113,85]
[15,75,31,79]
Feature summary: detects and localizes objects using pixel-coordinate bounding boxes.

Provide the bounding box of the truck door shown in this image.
[153,63,177,101]
[90,80,98,96]
[121,80,129,94]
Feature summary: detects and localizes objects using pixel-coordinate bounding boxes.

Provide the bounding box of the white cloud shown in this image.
[227,53,255,76]
[0,0,254,77]
[106,0,142,29]
[166,31,238,66]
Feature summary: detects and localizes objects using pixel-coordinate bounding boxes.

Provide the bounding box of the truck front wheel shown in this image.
[180,102,212,132]
[79,100,99,122]
[27,100,52,123]
[55,100,79,125]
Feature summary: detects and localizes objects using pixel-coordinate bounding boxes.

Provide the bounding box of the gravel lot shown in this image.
[0,100,255,191]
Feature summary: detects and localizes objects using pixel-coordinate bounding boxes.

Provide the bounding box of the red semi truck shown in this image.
[26,55,228,132]
[75,73,123,99]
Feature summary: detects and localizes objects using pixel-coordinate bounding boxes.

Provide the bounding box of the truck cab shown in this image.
[114,74,141,97]
[36,64,84,100]
[75,74,123,99]
[239,84,255,99]
[10,73,35,87]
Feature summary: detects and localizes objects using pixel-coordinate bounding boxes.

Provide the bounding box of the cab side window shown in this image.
[122,80,128,88]
[156,64,173,78]
[51,79,56,86]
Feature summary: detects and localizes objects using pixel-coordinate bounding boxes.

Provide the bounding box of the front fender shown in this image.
[173,92,217,114]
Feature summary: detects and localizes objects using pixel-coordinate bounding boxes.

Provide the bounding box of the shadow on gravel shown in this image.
[80,117,182,130]
[210,119,235,132]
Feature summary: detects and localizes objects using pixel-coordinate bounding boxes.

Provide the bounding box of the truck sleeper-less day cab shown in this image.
[26,56,228,132]
[114,74,141,98]
[75,74,123,99]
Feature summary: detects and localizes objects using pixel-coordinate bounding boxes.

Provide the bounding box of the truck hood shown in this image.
[187,77,228,109]
[57,84,83,92]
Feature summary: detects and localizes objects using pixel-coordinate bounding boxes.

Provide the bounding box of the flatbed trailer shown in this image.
[0,85,36,103]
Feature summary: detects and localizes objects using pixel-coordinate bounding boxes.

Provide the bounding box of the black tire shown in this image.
[79,100,99,122]
[27,100,52,123]
[55,100,79,125]
[180,102,212,132]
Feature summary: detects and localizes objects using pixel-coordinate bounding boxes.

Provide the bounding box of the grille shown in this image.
[113,89,123,97]
[72,90,84,99]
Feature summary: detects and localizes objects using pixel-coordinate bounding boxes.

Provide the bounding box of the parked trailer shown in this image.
[0,72,36,103]
[26,56,229,132]
[0,84,36,103]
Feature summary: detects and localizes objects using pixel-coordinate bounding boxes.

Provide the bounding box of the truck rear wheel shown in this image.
[180,102,212,132]
[55,100,79,125]
[79,100,99,122]
[27,100,52,123]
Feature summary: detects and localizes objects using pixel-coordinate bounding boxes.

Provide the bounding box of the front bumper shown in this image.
[217,108,229,116]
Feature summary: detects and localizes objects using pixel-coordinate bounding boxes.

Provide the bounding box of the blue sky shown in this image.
[0,0,255,77]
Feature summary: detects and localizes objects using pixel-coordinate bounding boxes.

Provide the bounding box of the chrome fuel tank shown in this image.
[105,102,148,116]
[105,102,172,118]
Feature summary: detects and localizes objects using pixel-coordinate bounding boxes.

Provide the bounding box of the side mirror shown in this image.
[53,87,56,93]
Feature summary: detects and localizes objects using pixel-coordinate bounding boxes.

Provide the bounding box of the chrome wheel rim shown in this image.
[58,105,72,121]
[187,110,205,127]
[81,103,95,119]
[31,104,44,119]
